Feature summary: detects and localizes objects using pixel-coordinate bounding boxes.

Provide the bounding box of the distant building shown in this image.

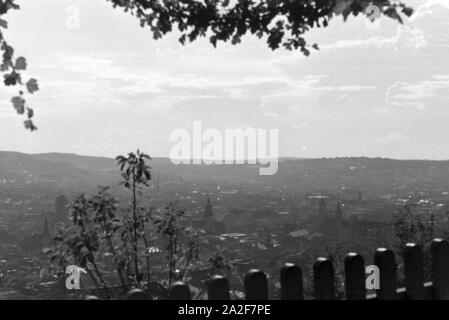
[318,198,327,224]
[335,201,343,223]
[204,198,214,220]
[55,195,68,220]
[49,194,69,224]
[202,198,225,234]
[20,217,51,252]
[358,191,364,202]
[41,217,51,247]
[315,200,349,240]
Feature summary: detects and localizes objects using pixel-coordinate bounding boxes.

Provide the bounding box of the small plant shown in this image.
[208,247,233,278]
[152,202,202,287]
[116,150,152,287]
[46,188,119,299]
[44,150,204,299]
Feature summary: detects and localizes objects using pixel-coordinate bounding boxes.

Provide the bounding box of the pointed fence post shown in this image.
[374,248,398,300]
[207,275,230,300]
[404,243,425,300]
[431,239,449,300]
[169,282,191,300]
[244,269,268,300]
[344,253,366,300]
[127,288,148,300]
[313,258,335,300]
[280,263,304,300]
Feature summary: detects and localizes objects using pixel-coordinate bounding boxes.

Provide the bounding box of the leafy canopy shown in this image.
[1,0,413,130]
[108,0,412,51]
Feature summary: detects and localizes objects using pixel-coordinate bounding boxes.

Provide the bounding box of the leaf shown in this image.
[153,28,162,40]
[333,0,353,15]
[26,78,39,94]
[179,34,186,45]
[15,57,27,70]
[27,107,34,118]
[24,119,37,131]
[0,61,11,72]
[402,7,414,17]
[1,43,13,60]
[210,35,218,48]
[0,18,7,29]
[231,34,241,45]
[4,72,20,86]
[11,96,25,114]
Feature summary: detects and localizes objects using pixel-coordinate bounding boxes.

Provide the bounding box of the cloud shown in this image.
[412,0,449,21]
[322,24,426,50]
[385,76,449,110]
[377,132,408,144]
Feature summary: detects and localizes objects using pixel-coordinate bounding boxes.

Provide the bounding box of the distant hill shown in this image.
[32,153,116,171]
[1,151,449,197]
[0,151,117,193]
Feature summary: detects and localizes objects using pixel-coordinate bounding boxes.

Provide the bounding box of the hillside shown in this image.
[1,151,449,197]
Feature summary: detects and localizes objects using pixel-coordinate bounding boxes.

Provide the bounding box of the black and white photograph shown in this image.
[1,0,449,309]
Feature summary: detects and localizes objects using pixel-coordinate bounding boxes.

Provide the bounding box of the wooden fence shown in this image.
[89,239,449,300]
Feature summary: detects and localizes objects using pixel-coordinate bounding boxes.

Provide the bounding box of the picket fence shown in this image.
[88,239,449,300]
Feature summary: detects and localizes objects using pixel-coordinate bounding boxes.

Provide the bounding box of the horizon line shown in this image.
[1,150,449,163]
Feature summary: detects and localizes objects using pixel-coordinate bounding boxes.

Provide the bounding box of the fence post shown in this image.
[344,253,366,300]
[313,258,335,300]
[127,288,148,300]
[374,248,398,300]
[169,282,191,300]
[280,263,304,300]
[431,238,449,299]
[244,269,268,300]
[404,243,425,300]
[207,275,230,300]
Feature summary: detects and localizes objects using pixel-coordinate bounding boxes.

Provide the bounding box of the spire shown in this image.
[358,191,363,202]
[335,201,343,220]
[204,198,213,219]
[318,198,326,215]
[43,217,49,236]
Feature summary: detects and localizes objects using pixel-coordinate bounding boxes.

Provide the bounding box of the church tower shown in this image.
[41,217,51,248]
[357,191,364,202]
[317,198,327,225]
[43,217,50,237]
[318,198,326,214]
[335,201,343,222]
[204,198,214,220]
[55,194,68,223]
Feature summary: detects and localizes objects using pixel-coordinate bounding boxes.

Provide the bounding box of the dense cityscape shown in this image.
[1,151,448,299]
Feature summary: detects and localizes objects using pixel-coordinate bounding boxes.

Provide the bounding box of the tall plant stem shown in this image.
[85,267,110,299]
[131,173,140,284]
[140,217,151,297]
[91,259,112,299]
[106,233,127,290]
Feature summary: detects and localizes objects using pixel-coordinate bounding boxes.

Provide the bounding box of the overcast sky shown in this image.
[1,0,448,160]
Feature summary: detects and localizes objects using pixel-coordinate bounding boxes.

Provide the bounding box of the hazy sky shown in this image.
[1,0,449,159]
